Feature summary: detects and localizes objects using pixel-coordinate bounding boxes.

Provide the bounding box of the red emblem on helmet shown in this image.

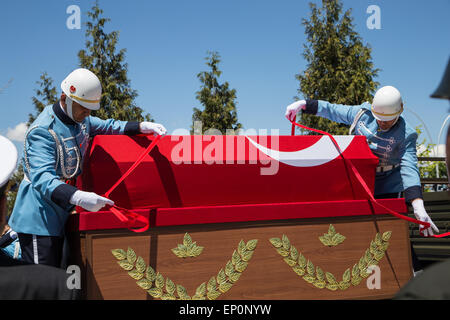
[70,85,76,93]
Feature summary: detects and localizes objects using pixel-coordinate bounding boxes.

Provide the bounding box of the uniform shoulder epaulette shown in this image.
[30,105,57,130]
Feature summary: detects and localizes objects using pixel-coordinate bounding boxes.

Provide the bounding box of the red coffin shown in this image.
[77,134,379,210]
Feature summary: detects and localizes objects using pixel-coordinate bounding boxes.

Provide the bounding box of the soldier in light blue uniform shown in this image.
[9,68,167,267]
[285,86,439,273]
[290,99,421,199]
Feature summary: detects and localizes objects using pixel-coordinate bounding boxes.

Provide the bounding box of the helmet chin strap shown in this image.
[65,96,80,123]
[392,115,400,127]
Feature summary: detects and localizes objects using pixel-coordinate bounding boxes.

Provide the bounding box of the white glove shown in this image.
[412,198,439,237]
[285,100,306,121]
[70,190,114,212]
[139,122,167,136]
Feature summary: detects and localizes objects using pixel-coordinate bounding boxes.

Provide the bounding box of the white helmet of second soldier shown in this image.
[61,68,102,111]
[371,86,403,122]
[0,135,18,189]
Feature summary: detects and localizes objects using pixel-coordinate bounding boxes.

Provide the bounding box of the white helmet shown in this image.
[371,86,403,121]
[61,68,102,111]
[0,135,18,189]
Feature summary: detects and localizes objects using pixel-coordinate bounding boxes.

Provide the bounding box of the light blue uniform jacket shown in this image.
[303,100,422,202]
[9,103,140,236]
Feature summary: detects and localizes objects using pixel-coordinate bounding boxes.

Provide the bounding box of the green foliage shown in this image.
[78,1,152,122]
[295,0,380,135]
[415,126,447,192]
[191,51,242,134]
[28,72,58,126]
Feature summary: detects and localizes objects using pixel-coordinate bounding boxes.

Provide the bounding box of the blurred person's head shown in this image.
[0,136,18,231]
[430,58,450,102]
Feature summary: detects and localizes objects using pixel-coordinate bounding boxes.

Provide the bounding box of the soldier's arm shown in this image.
[398,131,422,202]
[88,116,141,136]
[303,100,367,126]
[24,127,78,210]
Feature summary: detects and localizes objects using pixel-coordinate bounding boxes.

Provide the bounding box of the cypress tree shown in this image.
[191,51,242,134]
[295,0,380,134]
[78,1,153,122]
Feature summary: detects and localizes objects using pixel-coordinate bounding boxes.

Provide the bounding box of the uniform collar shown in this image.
[52,102,77,126]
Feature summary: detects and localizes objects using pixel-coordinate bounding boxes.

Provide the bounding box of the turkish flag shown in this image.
[76,134,378,211]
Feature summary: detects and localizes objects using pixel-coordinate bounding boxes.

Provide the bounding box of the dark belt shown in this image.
[376,164,400,173]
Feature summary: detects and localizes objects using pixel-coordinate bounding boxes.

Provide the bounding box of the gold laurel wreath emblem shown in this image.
[171,233,204,258]
[111,239,258,300]
[319,224,346,247]
[269,231,391,291]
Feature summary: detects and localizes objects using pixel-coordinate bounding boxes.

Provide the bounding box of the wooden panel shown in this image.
[81,215,412,300]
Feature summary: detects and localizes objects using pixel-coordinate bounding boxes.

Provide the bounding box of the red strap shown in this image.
[110,205,151,233]
[290,120,450,238]
[101,135,162,233]
[104,135,161,198]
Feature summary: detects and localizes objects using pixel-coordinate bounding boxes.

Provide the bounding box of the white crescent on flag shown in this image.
[245,135,354,167]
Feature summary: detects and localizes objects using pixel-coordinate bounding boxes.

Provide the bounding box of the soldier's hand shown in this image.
[139,122,167,136]
[412,198,439,237]
[70,190,114,212]
[285,100,306,122]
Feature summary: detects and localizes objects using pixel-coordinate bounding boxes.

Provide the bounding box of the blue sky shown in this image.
[0,0,449,155]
